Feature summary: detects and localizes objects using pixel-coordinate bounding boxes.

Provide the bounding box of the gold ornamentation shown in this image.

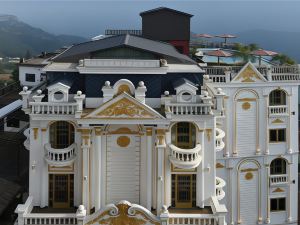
[117,136,130,147]
[85,202,160,225]
[146,128,153,136]
[273,187,285,193]
[245,172,253,180]
[206,129,212,141]
[216,163,225,169]
[241,168,258,172]
[272,118,284,124]
[242,102,251,110]
[117,84,131,95]
[41,128,47,132]
[48,164,74,172]
[156,129,166,145]
[94,127,102,136]
[237,98,256,102]
[97,98,154,118]
[237,65,263,82]
[33,128,39,140]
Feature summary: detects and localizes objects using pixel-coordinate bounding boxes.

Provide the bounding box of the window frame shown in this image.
[269,90,286,106]
[25,73,36,82]
[269,129,286,143]
[270,197,286,212]
[270,158,287,175]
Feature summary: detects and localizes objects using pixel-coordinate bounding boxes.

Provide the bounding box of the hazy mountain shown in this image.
[236,29,300,63]
[0,15,87,57]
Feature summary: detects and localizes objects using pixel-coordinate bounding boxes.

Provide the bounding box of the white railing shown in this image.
[215,128,225,152]
[44,143,76,166]
[29,102,78,115]
[271,74,300,81]
[168,214,220,225]
[271,66,299,75]
[268,105,288,116]
[216,177,226,201]
[24,214,77,225]
[210,75,226,83]
[270,174,288,185]
[169,144,202,169]
[81,59,160,68]
[166,103,212,115]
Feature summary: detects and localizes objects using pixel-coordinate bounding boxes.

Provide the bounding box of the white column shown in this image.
[197,130,204,208]
[164,130,171,208]
[264,95,269,155]
[156,129,166,214]
[224,97,230,157]
[146,127,153,210]
[266,164,270,224]
[287,95,292,154]
[80,128,91,214]
[287,162,292,222]
[40,127,48,207]
[94,127,102,211]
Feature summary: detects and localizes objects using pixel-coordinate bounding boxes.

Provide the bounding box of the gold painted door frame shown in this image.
[51,174,71,208]
[174,174,193,208]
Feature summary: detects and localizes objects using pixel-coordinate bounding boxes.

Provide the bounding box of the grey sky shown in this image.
[0,0,299,38]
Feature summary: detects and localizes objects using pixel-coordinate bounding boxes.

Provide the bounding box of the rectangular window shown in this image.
[269,129,286,142]
[25,73,35,82]
[270,198,286,211]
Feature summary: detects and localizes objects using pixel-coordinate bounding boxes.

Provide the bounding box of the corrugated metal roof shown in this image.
[53,34,195,64]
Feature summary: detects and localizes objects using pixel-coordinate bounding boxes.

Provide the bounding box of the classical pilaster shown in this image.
[264,95,269,155]
[94,127,102,211]
[156,128,166,214]
[40,127,48,208]
[80,128,91,214]
[224,97,230,157]
[287,94,292,154]
[265,164,270,224]
[287,162,292,222]
[146,127,153,210]
[197,129,204,208]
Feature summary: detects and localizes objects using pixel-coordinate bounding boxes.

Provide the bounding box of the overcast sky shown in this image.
[0,0,299,38]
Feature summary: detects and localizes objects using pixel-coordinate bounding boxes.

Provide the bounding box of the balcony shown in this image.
[268,105,288,117]
[269,174,288,185]
[44,143,76,166]
[169,144,202,169]
[166,103,212,116]
[23,128,30,150]
[215,128,225,152]
[216,177,226,201]
[29,102,78,115]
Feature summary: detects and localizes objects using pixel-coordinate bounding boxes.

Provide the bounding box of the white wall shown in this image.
[19,66,44,87]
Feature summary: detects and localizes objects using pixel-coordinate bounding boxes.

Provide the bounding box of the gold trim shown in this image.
[241,168,258,172]
[272,118,284,124]
[33,128,39,140]
[156,129,166,145]
[94,127,102,136]
[206,129,212,142]
[41,128,47,132]
[245,172,253,180]
[117,136,130,147]
[237,98,257,102]
[107,127,140,135]
[242,102,251,110]
[216,163,225,169]
[273,187,285,193]
[48,164,74,172]
[146,128,153,136]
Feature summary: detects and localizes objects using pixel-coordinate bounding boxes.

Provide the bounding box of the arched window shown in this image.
[50,121,74,149]
[171,122,196,149]
[270,158,287,175]
[269,90,286,106]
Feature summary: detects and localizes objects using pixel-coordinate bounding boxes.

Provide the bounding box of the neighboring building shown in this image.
[15,7,299,225]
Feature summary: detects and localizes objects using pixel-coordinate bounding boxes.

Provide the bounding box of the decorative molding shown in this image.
[94,127,102,136]
[117,136,130,147]
[41,128,47,132]
[272,187,285,193]
[156,129,166,146]
[240,168,259,172]
[33,128,39,140]
[108,127,140,135]
[146,127,153,136]
[242,102,251,110]
[216,163,225,169]
[245,172,253,180]
[271,118,284,124]
[206,129,212,142]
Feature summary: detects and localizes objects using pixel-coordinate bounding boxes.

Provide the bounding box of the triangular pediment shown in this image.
[84,93,165,119]
[232,62,267,83]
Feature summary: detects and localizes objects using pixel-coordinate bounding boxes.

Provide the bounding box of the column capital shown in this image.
[94,127,103,136]
[156,129,166,147]
[146,127,153,136]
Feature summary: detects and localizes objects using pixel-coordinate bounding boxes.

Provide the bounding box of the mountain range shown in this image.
[0,15,299,63]
[0,15,87,58]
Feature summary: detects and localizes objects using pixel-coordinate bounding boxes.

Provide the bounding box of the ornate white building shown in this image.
[15,7,299,225]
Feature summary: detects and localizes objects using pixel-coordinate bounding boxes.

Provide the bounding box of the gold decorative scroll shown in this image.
[206,129,212,142]
[272,118,284,124]
[273,187,285,193]
[242,102,251,110]
[146,128,153,136]
[108,127,140,135]
[33,128,39,140]
[94,127,102,136]
[245,172,253,180]
[216,163,225,169]
[117,136,130,147]
[156,129,166,146]
[240,168,258,172]
[41,128,47,132]
[97,98,154,118]
[117,84,131,95]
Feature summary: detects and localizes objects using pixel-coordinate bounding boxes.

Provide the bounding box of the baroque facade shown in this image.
[15,7,299,225]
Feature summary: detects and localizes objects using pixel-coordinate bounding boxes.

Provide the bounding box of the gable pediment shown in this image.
[232,62,267,83]
[84,93,165,119]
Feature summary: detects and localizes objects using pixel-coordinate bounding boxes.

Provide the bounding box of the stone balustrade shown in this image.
[29,102,78,115]
[268,105,288,116]
[168,214,220,225]
[215,128,225,152]
[166,103,212,116]
[44,143,77,166]
[270,174,288,185]
[169,144,202,169]
[216,177,226,201]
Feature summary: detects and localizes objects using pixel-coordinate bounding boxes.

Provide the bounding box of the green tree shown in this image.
[271,54,295,65]
[11,66,19,82]
[233,43,259,63]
